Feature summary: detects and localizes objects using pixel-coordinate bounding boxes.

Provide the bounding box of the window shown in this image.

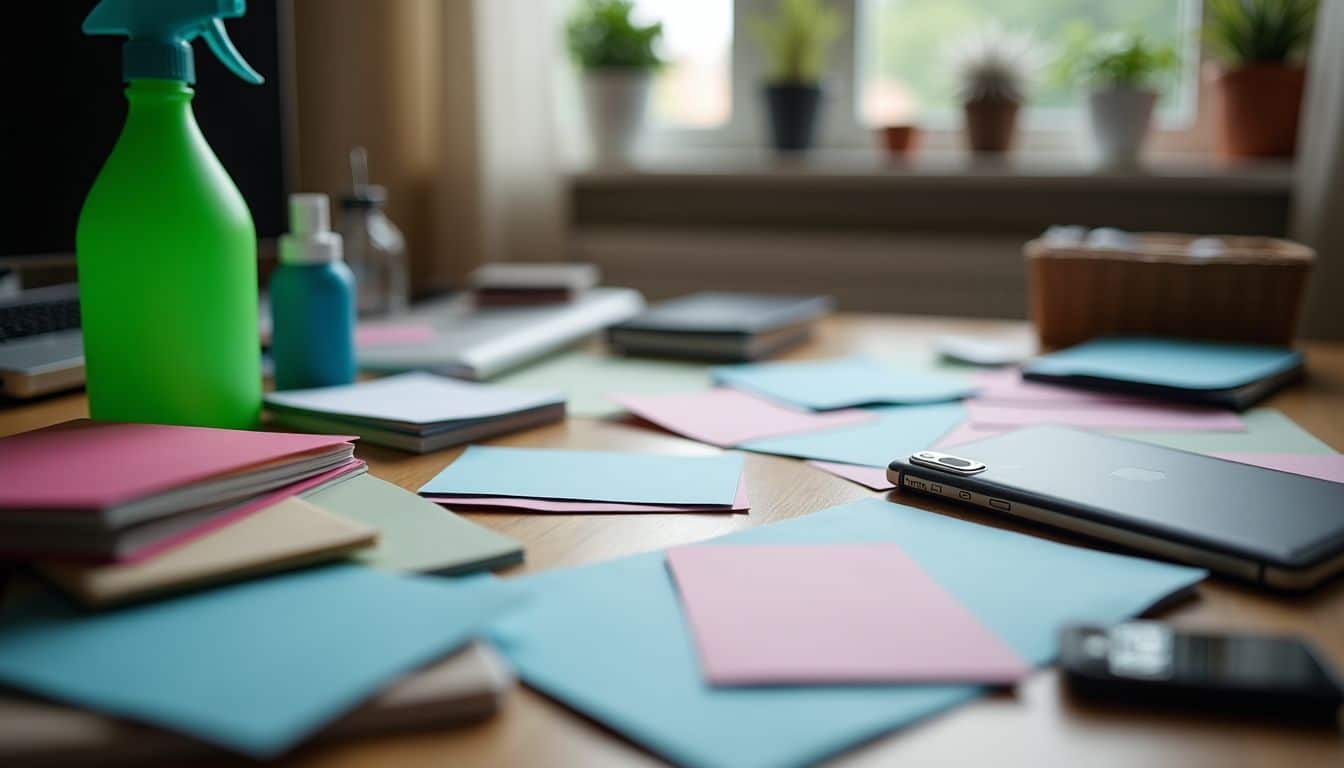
[858,0,1202,129]
[632,0,733,128]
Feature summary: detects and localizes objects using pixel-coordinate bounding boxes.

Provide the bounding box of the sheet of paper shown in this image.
[611,388,876,447]
[492,352,713,418]
[419,445,743,506]
[304,474,523,575]
[935,335,1036,367]
[668,544,1028,685]
[965,401,1245,432]
[488,499,1205,768]
[973,369,1153,406]
[713,357,976,411]
[739,404,966,468]
[932,421,1001,449]
[427,477,750,513]
[264,372,562,426]
[37,497,375,607]
[1024,337,1302,390]
[0,420,354,510]
[1214,453,1344,483]
[0,565,521,758]
[807,461,896,490]
[355,323,437,347]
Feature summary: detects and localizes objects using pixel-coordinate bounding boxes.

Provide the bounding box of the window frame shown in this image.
[636,0,1213,157]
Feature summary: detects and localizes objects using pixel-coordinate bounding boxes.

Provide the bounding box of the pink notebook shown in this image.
[612,389,875,447]
[0,420,356,512]
[666,544,1029,686]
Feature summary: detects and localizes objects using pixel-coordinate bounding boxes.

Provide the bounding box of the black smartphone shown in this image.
[1060,622,1344,725]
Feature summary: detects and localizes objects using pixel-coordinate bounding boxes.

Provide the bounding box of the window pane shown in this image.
[859,0,1200,128]
[632,0,733,128]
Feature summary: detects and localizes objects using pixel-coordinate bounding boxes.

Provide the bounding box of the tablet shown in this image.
[888,426,1344,590]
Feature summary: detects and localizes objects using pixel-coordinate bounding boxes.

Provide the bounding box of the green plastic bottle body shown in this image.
[76,79,261,428]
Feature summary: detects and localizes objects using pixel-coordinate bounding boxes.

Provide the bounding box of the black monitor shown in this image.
[1,1,292,262]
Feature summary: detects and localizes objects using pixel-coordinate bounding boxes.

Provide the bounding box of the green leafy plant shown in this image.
[566,0,663,71]
[1054,31,1179,91]
[1205,0,1318,65]
[748,0,843,84]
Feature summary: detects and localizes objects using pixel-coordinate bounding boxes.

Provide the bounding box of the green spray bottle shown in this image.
[77,0,264,428]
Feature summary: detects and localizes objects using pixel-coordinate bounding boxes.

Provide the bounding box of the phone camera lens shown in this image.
[939,457,973,468]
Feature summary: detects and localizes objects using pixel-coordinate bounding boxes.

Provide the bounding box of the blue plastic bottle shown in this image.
[269,194,357,390]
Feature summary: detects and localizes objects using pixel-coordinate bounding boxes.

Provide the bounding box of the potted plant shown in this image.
[1056,32,1179,168]
[748,0,843,153]
[566,0,663,164]
[1206,0,1318,158]
[949,26,1037,154]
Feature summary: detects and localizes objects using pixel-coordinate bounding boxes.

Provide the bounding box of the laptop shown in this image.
[0,283,84,398]
[889,426,1344,590]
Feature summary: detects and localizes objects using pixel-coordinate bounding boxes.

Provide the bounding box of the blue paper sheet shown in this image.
[1024,337,1303,390]
[0,565,521,758]
[489,499,1205,768]
[712,357,976,410]
[419,445,743,505]
[739,403,966,467]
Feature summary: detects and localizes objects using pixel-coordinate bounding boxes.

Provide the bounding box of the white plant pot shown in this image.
[582,71,652,165]
[1087,87,1158,168]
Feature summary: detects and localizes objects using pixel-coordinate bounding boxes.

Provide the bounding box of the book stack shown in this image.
[265,372,566,453]
[608,292,833,362]
[0,420,365,564]
[468,262,600,306]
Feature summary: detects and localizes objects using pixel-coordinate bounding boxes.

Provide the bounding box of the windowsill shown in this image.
[569,149,1296,194]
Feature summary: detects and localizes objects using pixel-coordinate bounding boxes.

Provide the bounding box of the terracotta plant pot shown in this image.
[879,124,919,157]
[1212,64,1306,159]
[962,99,1019,153]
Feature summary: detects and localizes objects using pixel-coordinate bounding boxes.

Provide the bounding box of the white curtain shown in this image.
[1293,0,1344,339]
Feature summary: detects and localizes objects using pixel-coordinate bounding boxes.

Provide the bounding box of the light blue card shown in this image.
[488,500,1205,768]
[1025,337,1302,390]
[712,357,975,411]
[0,565,521,758]
[420,445,743,505]
[1116,408,1335,455]
[739,403,966,467]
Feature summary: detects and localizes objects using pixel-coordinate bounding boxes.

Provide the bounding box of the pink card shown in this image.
[972,369,1151,407]
[666,544,1029,686]
[932,421,1004,449]
[426,477,751,513]
[1214,453,1344,483]
[355,323,437,347]
[808,461,895,491]
[965,401,1244,432]
[611,389,876,447]
[0,420,356,510]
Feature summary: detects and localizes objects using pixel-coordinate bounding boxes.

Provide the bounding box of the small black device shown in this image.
[1060,622,1343,726]
[888,426,1344,589]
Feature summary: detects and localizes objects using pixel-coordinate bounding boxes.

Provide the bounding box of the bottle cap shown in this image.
[83,0,263,86]
[279,194,343,265]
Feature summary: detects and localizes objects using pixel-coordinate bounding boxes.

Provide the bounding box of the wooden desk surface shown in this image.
[3,314,1342,767]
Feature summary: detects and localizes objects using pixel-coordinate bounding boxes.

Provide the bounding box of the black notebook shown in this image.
[608,292,833,362]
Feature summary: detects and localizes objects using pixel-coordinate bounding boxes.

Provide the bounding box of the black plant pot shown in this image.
[764,83,822,152]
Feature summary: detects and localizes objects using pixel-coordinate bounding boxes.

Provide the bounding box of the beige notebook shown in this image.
[0,641,513,766]
[38,497,377,607]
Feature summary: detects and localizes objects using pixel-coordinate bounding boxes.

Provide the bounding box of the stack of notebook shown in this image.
[265,372,566,453]
[469,262,600,306]
[0,420,364,564]
[608,292,833,362]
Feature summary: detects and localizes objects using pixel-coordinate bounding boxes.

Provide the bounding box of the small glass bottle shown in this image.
[340,147,408,317]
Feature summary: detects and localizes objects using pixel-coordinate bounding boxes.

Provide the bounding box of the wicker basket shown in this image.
[1027,233,1314,349]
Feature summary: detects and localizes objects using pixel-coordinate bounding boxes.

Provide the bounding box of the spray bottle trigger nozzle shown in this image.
[202,18,263,84]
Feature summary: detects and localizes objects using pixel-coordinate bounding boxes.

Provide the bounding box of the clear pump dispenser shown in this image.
[340,147,408,317]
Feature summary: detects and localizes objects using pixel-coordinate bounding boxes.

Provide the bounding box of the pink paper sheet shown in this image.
[1214,453,1344,483]
[965,401,1244,432]
[807,461,895,491]
[355,323,437,347]
[972,369,1151,407]
[666,544,1029,685]
[426,477,751,513]
[0,420,356,510]
[610,389,876,447]
[932,421,1005,449]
